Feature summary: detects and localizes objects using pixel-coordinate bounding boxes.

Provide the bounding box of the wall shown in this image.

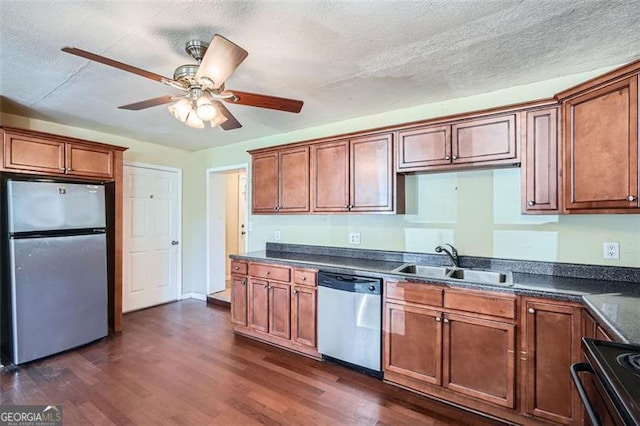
[186,64,640,295]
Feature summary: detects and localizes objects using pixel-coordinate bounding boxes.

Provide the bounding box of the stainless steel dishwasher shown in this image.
[317,271,382,377]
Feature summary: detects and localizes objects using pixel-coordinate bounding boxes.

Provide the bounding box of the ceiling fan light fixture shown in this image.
[184,110,205,128]
[196,95,217,121]
[168,98,192,122]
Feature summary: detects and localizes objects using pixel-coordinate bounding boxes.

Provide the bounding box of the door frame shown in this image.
[206,164,249,296]
[123,161,183,305]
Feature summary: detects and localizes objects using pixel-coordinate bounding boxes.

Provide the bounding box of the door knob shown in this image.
[241,231,246,235]
[171,240,179,246]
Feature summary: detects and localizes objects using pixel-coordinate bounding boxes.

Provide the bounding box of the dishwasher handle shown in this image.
[318,272,382,295]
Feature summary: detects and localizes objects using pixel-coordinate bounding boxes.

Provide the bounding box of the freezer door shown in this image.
[8,233,108,364]
[7,180,106,233]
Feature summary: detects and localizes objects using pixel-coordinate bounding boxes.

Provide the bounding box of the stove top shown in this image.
[583,338,640,425]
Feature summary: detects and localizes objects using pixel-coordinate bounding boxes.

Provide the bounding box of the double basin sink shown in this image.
[392,264,513,286]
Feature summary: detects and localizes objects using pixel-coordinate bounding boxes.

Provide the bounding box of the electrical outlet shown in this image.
[349,232,361,245]
[603,242,619,260]
[274,230,281,241]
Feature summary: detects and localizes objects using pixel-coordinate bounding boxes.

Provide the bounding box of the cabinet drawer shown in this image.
[249,263,291,282]
[293,268,317,286]
[385,281,443,307]
[444,288,516,319]
[231,260,248,275]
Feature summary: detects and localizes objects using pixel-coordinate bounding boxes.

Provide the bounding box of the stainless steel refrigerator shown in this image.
[1,179,108,364]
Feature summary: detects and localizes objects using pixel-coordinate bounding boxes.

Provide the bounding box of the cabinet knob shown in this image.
[528,200,535,206]
[265,271,270,275]
[67,167,72,172]
[443,318,449,324]
[234,266,239,270]
[59,167,66,171]
[435,317,441,322]
[628,195,637,202]
[241,280,246,285]
[263,284,268,288]
[452,155,458,160]
[273,206,278,210]
[293,289,299,294]
[301,276,306,281]
[528,308,535,314]
[344,205,349,209]
[445,156,451,160]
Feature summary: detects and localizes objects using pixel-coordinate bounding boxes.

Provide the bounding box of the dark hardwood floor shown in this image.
[0,300,505,425]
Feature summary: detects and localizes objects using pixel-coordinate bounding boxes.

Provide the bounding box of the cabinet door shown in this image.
[350,133,394,212]
[523,107,559,213]
[442,313,516,408]
[291,285,316,348]
[252,152,279,213]
[269,282,291,340]
[451,113,518,166]
[397,125,452,171]
[312,139,349,212]
[279,146,310,213]
[230,275,248,326]
[66,143,114,179]
[564,76,639,210]
[384,302,442,385]
[248,279,269,333]
[523,299,582,425]
[3,132,65,174]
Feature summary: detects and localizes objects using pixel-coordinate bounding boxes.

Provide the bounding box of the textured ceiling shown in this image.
[1,1,640,151]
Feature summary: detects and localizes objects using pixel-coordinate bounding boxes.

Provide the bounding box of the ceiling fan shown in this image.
[61,34,303,130]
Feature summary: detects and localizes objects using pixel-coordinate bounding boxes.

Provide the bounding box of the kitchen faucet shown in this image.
[435,244,459,268]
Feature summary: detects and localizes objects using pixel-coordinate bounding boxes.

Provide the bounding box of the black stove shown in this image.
[572,338,640,425]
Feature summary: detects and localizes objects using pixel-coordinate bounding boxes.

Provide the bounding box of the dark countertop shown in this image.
[231,244,640,344]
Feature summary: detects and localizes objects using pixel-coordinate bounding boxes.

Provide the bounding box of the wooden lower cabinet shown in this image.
[248,279,270,333]
[443,313,516,408]
[234,263,319,358]
[268,281,291,339]
[384,302,442,385]
[291,284,317,347]
[230,275,248,326]
[521,298,583,425]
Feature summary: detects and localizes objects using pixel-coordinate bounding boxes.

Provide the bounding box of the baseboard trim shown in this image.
[181,292,207,301]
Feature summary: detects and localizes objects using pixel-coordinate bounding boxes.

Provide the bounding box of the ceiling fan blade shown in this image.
[223,90,303,113]
[118,95,177,111]
[213,101,242,130]
[195,35,248,89]
[61,47,174,84]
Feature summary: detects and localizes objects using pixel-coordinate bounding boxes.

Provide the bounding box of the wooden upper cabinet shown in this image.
[251,146,310,214]
[3,131,66,174]
[66,143,114,178]
[397,124,451,171]
[251,151,280,213]
[452,113,518,166]
[562,75,639,211]
[312,133,395,213]
[350,133,394,212]
[279,147,310,213]
[312,139,350,212]
[1,127,117,179]
[522,107,560,213]
[396,112,519,172]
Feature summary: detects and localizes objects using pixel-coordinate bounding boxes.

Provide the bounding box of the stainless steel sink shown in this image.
[392,263,513,286]
[392,264,451,278]
[447,268,513,286]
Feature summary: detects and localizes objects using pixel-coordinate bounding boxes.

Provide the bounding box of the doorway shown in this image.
[206,165,248,304]
[122,162,182,312]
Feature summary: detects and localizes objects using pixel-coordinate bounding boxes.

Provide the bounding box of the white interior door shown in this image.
[123,164,181,312]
